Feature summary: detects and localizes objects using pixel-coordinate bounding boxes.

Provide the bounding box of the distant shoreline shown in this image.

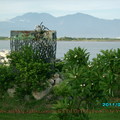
[0,37,10,40]
[57,37,120,42]
[57,40,120,42]
[1,37,120,42]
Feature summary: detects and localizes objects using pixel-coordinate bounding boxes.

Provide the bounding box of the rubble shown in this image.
[0,50,10,64]
[32,73,62,100]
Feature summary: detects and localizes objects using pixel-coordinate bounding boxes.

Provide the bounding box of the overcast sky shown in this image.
[0,0,120,21]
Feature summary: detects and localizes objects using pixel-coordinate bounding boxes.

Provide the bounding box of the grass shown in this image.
[0,93,57,120]
[89,112,120,120]
[0,94,120,120]
[0,111,120,120]
[0,113,55,120]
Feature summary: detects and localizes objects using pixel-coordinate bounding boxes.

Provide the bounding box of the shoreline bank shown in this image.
[1,39,120,42]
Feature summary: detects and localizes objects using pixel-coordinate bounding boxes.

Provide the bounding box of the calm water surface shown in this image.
[57,41,120,60]
[0,40,120,60]
[0,40,10,50]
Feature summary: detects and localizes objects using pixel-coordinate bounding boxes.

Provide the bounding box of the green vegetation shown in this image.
[0,46,120,120]
[0,92,120,120]
[92,49,120,97]
[0,65,15,97]
[52,48,120,120]
[1,36,120,41]
[0,36,9,40]
[57,37,120,41]
[0,114,53,120]
[0,112,120,120]
[3,46,53,99]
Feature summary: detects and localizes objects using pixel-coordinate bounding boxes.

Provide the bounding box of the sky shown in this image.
[0,0,120,21]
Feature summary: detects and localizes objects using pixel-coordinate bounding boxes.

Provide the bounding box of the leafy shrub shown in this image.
[63,47,89,70]
[92,49,120,97]
[7,46,52,99]
[52,47,91,120]
[0,65,15,97]
[55,59,64,72]
[52,47,120,120]
[53,98,89,120]
[53,64,109,119]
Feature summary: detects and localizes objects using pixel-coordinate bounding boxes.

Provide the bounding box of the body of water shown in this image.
[0,40,10,50]
[0,40,120,60]
[56,41,120,60]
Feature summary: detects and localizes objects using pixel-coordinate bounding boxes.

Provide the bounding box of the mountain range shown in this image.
[0,12,120,38]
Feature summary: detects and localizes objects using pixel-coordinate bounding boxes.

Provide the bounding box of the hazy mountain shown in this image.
[0,12,120,38]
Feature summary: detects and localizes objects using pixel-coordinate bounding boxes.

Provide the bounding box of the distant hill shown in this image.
[0,12,120,38]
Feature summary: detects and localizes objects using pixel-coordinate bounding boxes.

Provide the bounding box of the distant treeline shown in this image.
[57,37,120,41]
[1,36,120,41]
[0,36,9,40]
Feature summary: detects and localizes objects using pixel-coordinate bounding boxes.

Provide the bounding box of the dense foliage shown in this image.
[0,46,53,99]
[92,49,120,97]
[9,46,53,98]
[0,45,120,120]
[61,47,90,82]
[53,48,120,120]
[0,65,15,97]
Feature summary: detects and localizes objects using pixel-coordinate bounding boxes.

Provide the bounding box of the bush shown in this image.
[52,47,120,120]
[64,47,89,67]
[92,49,120,97]
[52,47,92,120]
[0,65,15,97]
[62,47,90,80]
[7,46,53,99]
[52,48,120,120]
[55,59,64,72]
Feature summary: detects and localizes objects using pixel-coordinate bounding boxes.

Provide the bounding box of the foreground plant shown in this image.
[52,47,91,120]
[92,49,120,97]
[7,46,52,99]
[52,47,120,120]
[0,65,15,97]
